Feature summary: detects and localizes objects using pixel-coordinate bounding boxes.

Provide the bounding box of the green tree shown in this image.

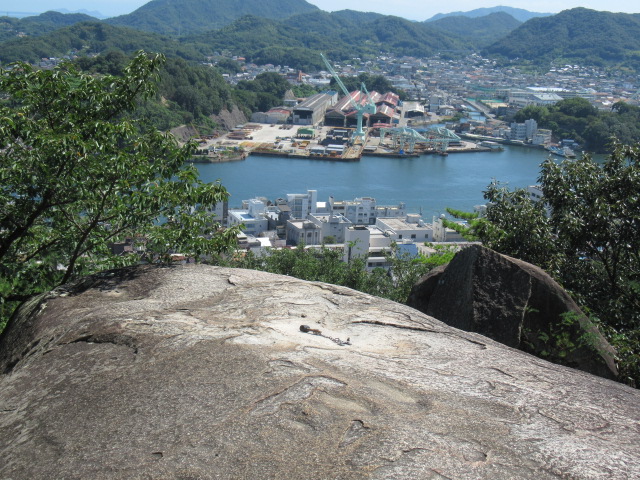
[450,144,640,385]
[223,243,438,304]
[292,83,318,98]
[513,104,549,124]
[0,52,239,331]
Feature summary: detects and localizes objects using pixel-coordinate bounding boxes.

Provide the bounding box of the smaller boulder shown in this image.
[407,245,617,379]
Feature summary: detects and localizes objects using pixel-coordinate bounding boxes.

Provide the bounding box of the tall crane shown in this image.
[321,53,376,142]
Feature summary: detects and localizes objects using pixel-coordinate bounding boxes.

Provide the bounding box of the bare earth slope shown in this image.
[0,265,638,479]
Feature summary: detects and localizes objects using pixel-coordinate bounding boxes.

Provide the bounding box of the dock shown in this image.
[189,123,488,162]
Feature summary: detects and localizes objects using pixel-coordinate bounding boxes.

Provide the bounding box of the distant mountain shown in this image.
[53,8,106,19]
[184,13,469,70]
[331,10,385,24]
[0,21,206,64]
[105,0,320,36]
[484,8,640,69]
[358,15,468,56]
[428,12,522,47]
[427,6,551,23]
[0,11,97,42]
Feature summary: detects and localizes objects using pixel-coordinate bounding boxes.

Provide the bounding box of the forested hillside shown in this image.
[105,0,319,35]
[485,8,640,69]
[514,97,640,153]
[428,12,522,47]
[427,6,551,22]
[3,5,640,72]
[76,52,238,131]
[185,13,469,71]
[0,11,96,42]
[0,22,206,64]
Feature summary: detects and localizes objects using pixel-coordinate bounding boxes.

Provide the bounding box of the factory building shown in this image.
[324,90,400,128]
[292,92,336,125]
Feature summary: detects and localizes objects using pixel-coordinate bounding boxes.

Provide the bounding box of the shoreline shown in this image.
[184,123,501,163]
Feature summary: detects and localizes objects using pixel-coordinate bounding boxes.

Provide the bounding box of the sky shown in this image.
[8,0,639,20]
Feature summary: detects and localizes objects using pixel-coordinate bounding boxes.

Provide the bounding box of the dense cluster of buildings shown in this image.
[215,52,639,151]
[219,53,638,112]
[220,189,466,270]
[252,89,403,129]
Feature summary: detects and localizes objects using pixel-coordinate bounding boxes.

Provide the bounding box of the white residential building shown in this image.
[307,213,352,243]
[329,196,407,225]
[375,217,434,243]
[286,219,321,246]
[432,215,465,242]
[286,212,352,246]
[532,128,552,146]
[227,199,270,237]
[510,118,537,142]
[343,225,393,270]
[375,202,407,219]
[329,196,377,225]
[287,190,318,219]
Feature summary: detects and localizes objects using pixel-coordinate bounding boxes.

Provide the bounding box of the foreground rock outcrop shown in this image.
[1,265,638,479]
[407,245,617,380]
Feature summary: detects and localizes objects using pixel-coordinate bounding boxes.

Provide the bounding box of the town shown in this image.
[155,51,637,266]
[184,51,638,162]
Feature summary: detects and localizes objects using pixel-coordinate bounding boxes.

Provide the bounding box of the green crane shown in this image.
[321,53,377,141]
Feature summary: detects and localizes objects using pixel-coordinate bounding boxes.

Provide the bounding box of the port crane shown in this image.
[321,53,376,142]
[379,126,460,154]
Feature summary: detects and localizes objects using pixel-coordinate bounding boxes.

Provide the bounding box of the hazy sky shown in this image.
[11,0,640,20]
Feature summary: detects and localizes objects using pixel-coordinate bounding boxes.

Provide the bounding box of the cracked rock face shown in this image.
[0,264,638,479]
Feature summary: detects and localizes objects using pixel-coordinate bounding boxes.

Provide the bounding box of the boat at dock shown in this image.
[479,140,504,151]
[547,146,576,158]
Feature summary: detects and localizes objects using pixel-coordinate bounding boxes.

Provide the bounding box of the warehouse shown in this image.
[292,92,334,126]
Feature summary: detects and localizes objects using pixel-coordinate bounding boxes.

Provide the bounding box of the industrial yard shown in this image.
[192,122,487,162]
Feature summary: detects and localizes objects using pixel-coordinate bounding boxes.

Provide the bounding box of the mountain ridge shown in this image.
[427,6,552,23]
[428,12,522,47]
[485,7,640,69]
[104,0,320,35]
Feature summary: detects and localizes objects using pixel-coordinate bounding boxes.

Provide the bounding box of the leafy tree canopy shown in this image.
[221,243,447,304]
[514,98,640,153]
[485,8,640,70]
[0,51,239,331]
[331,73,407,99]
[448,143,640,385]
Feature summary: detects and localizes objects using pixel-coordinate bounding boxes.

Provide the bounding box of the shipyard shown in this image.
[189,55,498,162]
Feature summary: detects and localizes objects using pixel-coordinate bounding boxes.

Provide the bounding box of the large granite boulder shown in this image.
[407,245,617,380]
[1,264,638,479]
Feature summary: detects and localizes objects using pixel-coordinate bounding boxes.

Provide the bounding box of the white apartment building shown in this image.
[532,128,552,146]
[375,217,434,243]
[432,215,465,242]
[329,196,407,225]
[286,212,352,246]
[510,118,537,142]
[343,225,393,270]
[376,202,407,219]
[227,199,269,237]
[206,200,228,225]
[287,190,317,219]
[285,219,321,246]
[329,196,377,225]
[308,213,351,243]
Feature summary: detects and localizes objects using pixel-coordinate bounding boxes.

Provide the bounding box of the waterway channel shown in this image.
[195,145,558,218]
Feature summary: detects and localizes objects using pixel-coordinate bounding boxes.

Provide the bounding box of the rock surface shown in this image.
[407,245,617,380]
[1,264,638,479]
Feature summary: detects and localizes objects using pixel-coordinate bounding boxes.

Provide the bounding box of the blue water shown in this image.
[195,146,552,218]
